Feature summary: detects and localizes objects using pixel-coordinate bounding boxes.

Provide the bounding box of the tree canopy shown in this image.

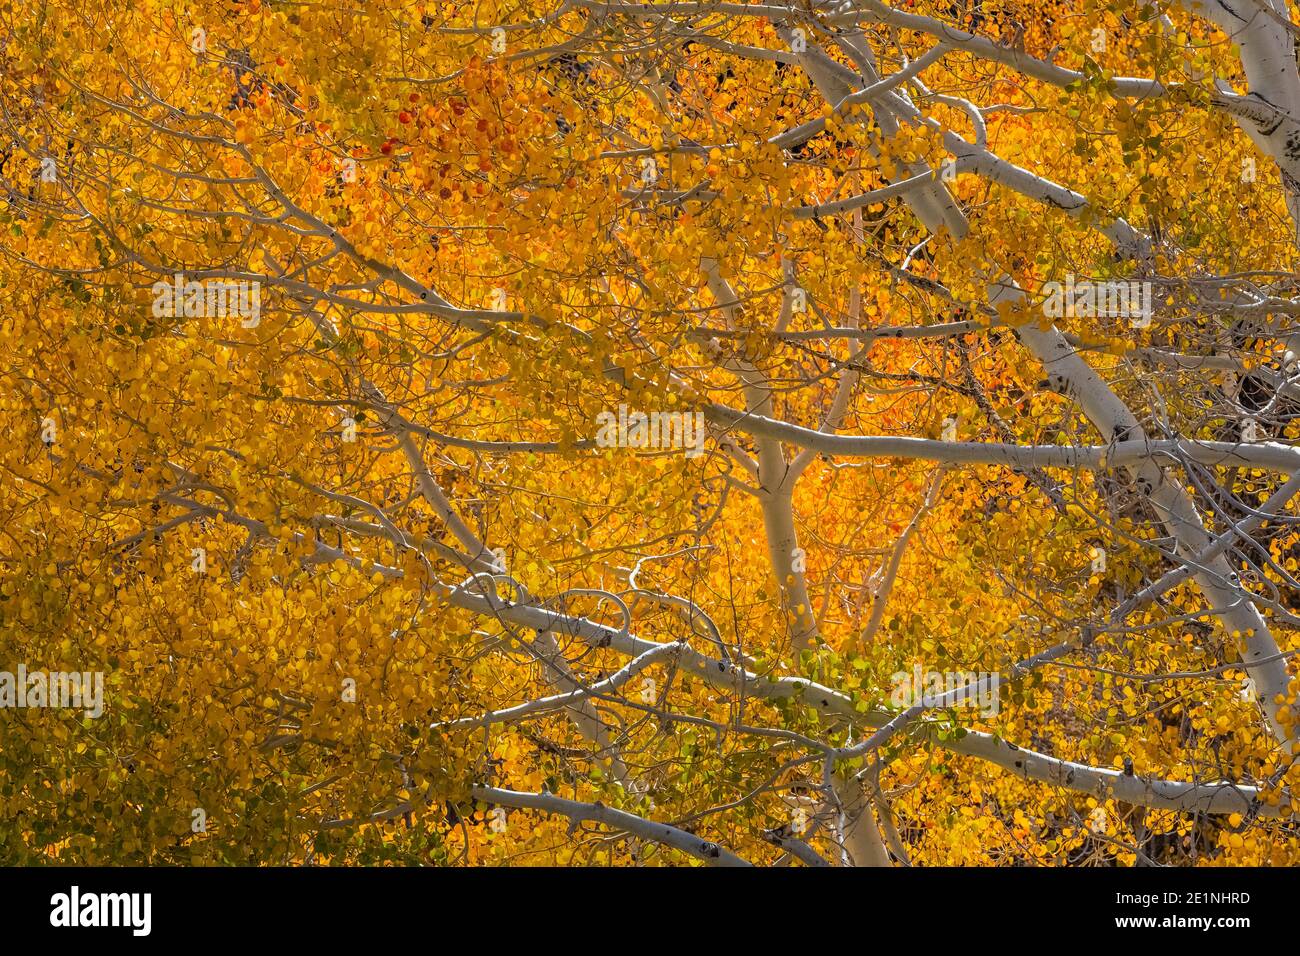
[3,0,1300,866]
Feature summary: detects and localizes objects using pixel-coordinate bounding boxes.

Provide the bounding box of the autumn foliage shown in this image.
[2,0,1300,865]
